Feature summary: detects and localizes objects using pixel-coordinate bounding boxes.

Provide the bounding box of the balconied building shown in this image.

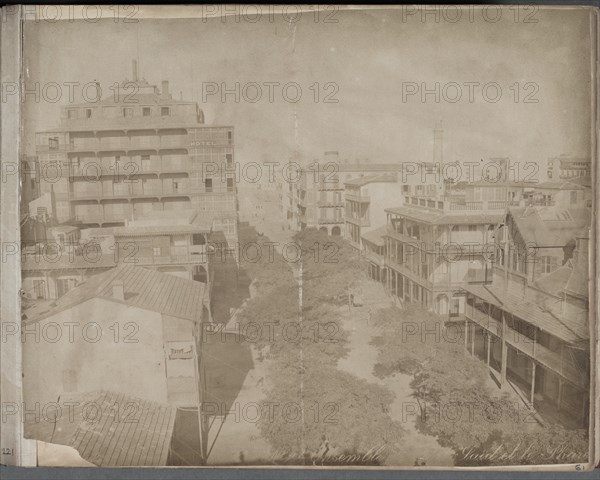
[343,173,405,282]
[528,180,592,209]
[33,62,238,255]
[461,205,591,427]
[287,152,443,235]
[22,264,209,409]
[547,154,591,180]
[21,210,214,318]
[383,199,502,317]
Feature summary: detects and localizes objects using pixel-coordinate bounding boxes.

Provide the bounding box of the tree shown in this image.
[370,304,588,466]
[235,228,405,464]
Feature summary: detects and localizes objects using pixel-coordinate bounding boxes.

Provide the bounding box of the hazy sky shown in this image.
[23,6,594,175]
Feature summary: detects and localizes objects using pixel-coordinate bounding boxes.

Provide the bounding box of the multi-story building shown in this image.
[343,173,404,281]
[32,62,238,252]
[547,154,591,180]
[461,206,591,427]
[383,200,502,317]
[21,209,215,318]
[529,181,592,209]
[288,153,441,236]
[23,264,209,408]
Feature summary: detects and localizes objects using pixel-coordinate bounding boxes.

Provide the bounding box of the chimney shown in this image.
[162,81,170,97]
[132,60,138,82]
[112,280,125,301]
[433,120,443,165]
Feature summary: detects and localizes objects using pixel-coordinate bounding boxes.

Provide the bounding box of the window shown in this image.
[205,178,213,192]
[33,280,46,299]
[227,177,234,192]
[570,191,578,205]
[153,247,161,256]
[143,107,151,116]
[468,225,477,232]
[540,256,553,274]
[49,137,59,150]
[85,109,92,118]
[123,107,133,117]
[161,107,170,116]
[57,278,70,297]
[67,109,78,120]
[226,153,233,165]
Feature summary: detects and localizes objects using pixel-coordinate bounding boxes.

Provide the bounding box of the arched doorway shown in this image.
[331,226,341,236]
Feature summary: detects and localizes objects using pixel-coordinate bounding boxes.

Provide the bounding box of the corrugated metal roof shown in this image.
[25,390,176,466]
[464,284,588,342]
[509,206,590,247]
[24,264,206,324]
[360,226,388,246]
[384,205,503,225]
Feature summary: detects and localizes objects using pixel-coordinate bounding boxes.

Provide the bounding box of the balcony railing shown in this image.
[318,218,344,225]
[465,308,586,388]
[345,214,370,227]
[345,193,370,203]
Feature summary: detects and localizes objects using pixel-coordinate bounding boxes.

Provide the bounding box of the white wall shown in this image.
[23,298,169,407]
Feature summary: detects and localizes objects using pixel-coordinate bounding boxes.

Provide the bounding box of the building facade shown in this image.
[32,63,238,252]
[460,206,590,427]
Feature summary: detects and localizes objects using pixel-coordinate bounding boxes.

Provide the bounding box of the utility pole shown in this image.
[193,318,208,464]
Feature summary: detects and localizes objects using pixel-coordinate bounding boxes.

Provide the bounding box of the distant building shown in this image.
[287,153,441,235]
[32,61,238,253]
[547,154,591,180]
[343,173,404,282]
[529,181,592,209]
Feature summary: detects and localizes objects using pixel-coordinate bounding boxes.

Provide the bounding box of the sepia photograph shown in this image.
[0,4,597,472]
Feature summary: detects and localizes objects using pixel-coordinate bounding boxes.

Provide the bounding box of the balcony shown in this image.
[160,136,189,149]
[465,308,586,389]
[130,137,160,150]
[98,138,130,151]
[318,218,344,225]
[345,214,370,227]
[345,193,370,203]
[71,140,100,151]
[449,201,483,211]
[135,246,208,266]
[317,200,344,207]
[70,189,103,200]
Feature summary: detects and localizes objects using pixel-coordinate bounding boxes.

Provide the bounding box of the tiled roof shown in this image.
[24,264,206,324]
[25,391,175,466]
[464,284,588,343]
